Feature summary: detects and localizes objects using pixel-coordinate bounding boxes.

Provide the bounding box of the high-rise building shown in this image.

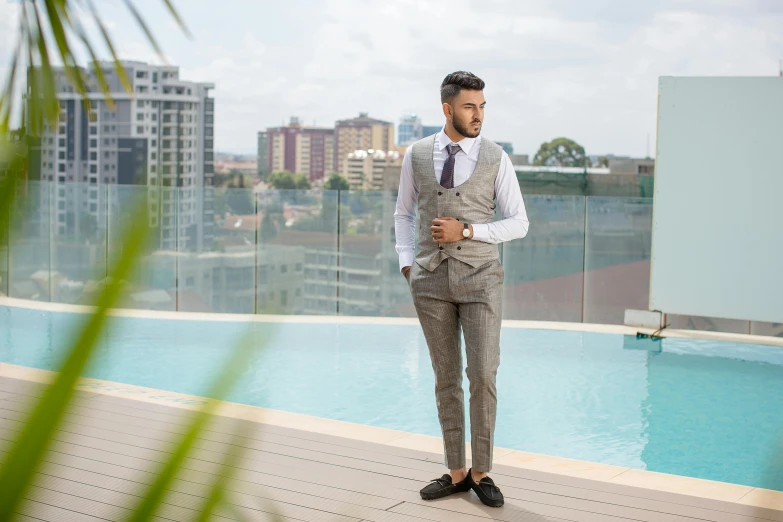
[496,141,514,154]
[257,131,268,178]
[265,117,334,180]
[342,149,402,190]
[397,113,422,145]
[334,113,393,171]
[29,60,215,251]
[422,125,441,138]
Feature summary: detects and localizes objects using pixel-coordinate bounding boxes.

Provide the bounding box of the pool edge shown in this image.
[2,296,782,348]
[2,361,781,513]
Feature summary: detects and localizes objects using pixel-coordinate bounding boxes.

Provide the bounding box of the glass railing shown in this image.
[1,181,779,336]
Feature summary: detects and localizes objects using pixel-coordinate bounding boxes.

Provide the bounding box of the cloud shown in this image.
[3,0,782,156]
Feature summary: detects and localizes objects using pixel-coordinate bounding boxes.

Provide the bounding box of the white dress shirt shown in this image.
[394,129,530,270]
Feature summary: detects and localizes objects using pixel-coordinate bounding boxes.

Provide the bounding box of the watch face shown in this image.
[463,228,470,237]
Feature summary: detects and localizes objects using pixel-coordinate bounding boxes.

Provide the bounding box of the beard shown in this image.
[452,113,482,138]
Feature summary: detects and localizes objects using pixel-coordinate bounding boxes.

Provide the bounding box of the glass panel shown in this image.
[502,195,585,322]
[667,314,750,334]
[337,190,413,317]
[176,186,256,314]
[50,182,107,304]
[9,181,51,301]
[583,197,653,324]
[258,190,338,315]
[750,321,783,337]
[108,184,176,311]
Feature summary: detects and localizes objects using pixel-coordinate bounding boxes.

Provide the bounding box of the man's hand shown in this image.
[402,266,412,279]
[431,217,472,243]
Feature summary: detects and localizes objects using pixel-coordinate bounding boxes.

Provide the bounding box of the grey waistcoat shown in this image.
[412,134,503,272]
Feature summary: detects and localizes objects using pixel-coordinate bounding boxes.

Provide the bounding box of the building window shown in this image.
[58,151,65,160]
[90,152,96,160]
[58,163,65,172]
[137,113,144,121]
[90,165,97,173]
[280,265,288,274]
[137,126,144,133]
[90,139,97,147]
[58,138,65,146]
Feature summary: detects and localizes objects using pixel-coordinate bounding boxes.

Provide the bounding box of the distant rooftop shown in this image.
[337,112,393,127]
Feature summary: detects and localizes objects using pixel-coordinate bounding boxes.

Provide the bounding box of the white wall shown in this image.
[650,76,783,323]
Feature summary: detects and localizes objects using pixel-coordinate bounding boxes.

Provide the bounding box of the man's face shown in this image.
[447,89,485,138]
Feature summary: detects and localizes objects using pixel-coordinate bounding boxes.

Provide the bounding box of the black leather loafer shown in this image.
[420,473,471,500]
[466,469,504,507]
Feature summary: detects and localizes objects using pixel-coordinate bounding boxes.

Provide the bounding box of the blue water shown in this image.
[2,304,783,490]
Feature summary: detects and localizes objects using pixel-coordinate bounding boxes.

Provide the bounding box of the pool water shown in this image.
[2,304,783,490]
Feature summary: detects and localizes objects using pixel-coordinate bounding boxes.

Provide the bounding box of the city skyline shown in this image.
[2,1,782,157]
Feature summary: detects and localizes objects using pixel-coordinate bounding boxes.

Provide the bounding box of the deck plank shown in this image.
[0,377,781,522]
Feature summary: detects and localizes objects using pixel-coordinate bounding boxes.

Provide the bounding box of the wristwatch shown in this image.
[462,223,471,239]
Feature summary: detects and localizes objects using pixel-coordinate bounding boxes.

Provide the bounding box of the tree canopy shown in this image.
[324,173,350,191]
[533,137,587,168]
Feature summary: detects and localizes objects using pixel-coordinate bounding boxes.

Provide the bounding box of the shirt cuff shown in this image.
[470,223,490,243]
[399,251,415,272]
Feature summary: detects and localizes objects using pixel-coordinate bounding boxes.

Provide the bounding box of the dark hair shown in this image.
[440,71,485,104]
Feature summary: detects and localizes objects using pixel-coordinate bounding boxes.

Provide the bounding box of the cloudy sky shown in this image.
[2,0,782,157]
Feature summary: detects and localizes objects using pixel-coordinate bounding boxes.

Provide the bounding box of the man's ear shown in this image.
[442,102,452,120]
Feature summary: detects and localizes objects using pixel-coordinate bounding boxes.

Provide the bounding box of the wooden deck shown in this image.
[1,375,782,522]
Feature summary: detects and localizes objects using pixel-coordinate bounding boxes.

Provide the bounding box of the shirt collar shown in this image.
[436,127,480,155]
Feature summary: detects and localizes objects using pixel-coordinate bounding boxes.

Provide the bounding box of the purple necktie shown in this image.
[440,144,460,189]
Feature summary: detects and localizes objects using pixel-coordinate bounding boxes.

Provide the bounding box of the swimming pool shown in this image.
[1,303,782,490]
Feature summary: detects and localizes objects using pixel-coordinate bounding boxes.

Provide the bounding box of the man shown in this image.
[394,71,529,508]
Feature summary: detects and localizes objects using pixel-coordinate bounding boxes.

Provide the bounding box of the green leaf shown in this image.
[0,194,152,520]
[0,37,21,135]
[86,0,132,94]
[41,1,87,99]
[0,151,24,250]
[71,16,115,110]
[121,0,167,62]
[30,2,60,130]
[190,427,247,522]
[161,0,192,39]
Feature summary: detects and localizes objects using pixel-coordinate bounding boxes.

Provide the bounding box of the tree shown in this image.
[594,156,609,168]
[324,173,350,191]
[533,138,587,168]
[268,170,296,190]
[293,173,311,190]
[225,175,255,215]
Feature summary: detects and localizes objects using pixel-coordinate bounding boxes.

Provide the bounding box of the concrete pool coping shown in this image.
[3,295,783,348]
